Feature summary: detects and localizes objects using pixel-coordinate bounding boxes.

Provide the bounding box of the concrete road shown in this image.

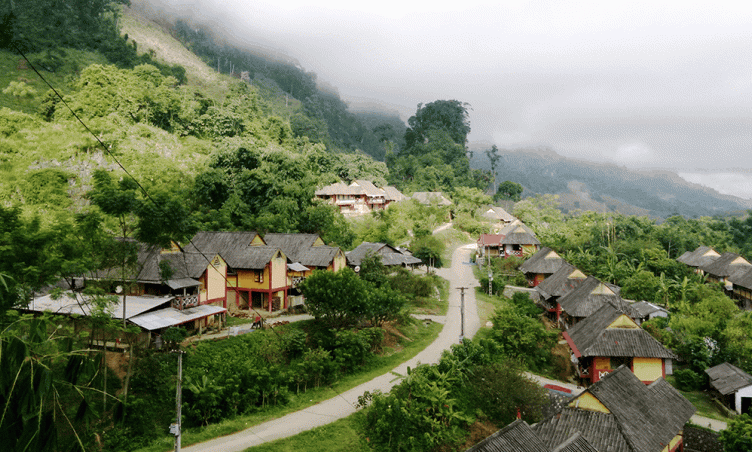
[182,245,480,452]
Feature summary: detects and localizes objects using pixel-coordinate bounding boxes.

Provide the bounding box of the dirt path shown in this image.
[182,245,480,452]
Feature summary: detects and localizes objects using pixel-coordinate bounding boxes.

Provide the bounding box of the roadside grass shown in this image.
[664,376,735,423]
[408,274,449,316]
[244,412,370,452]
[134,320,443,452]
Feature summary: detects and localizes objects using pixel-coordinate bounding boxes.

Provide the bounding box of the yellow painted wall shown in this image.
[633,357,663,382]
[569,392,610,413]
[594,357,611,370]
[271,252,287,289]
[238,269,268,289]
[207,255,226,301]
[250,235,265,246]
[333,252,346,272]
[660,433,682,452]
[607,315,639,329]
[313,237,325,247]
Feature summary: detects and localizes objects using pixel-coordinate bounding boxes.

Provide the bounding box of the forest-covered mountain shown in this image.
[470,145,752,219]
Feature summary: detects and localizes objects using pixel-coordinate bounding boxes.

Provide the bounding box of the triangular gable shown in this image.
[161,240,183,254]
[607,314,639,329]
[590,282,615,295]
[250,235,266,246]
[731,256,751,266]
[704,249,721,257]
[544,250,561,259]
[569,392,610,413]
[568,269,587,279]
[312,237,325,247]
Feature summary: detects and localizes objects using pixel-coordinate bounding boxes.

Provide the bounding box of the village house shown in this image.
[532,366,695,452]
[705,362,752,415]
[477,222,540,260]
[465,418,597,452]
[675,245,720,274]
[535,262,589,320]
[557,276,627,329]
[627,301,669,325]
[698,251,751,290]
[479,205,517,233]
[262,233,347,307]
[563,304,676,385]
[346,242,422,269]
[184,231,290,314]
[519,246,566,287]
[25,292,225,347]
[727,267,752,310]
[314,180,405,217]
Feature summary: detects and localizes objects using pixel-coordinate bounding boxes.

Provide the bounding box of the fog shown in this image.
[133,0,752,196]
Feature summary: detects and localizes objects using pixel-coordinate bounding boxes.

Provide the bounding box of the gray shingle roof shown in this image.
[558,276,628,319]
[262,233,321,262]
[676,246,720,267]
[298,246,341,268]
[220,245,282,270]
[519,247,566,275]
[534,407,630,452]
[465,419,552,452]
[481,205,517,222]
[628,301,667,319]
[500,231,541,246]
[534,366,695,452]
[383,185,407,201]
[565,304,676,359]
[699,252,751,278]
[706,362,752,395]
[184,231,262,255]
[346,242,422,267]
[536,263,588,300]
[728,266,752,290]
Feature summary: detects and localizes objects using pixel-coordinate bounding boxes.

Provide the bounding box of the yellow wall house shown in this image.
[562,303,676,385]
[533,366,696,452]
[185,231,290,314]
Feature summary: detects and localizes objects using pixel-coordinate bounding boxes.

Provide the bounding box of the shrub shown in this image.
[673,368,704,391]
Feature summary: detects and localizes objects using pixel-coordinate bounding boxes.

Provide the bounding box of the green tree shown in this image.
[411,235,445,270]
[485,145,501,195]
[496,180,523,202]
[299,269,371,329]
[488,307,559,371]
[719,414,752,452]
[404,100,470,148]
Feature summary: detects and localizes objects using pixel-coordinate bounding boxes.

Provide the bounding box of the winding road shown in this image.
[183,245,481,452]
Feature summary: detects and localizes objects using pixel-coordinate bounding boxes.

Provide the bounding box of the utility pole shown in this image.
[170,350,185,452]
[457,287,467,342]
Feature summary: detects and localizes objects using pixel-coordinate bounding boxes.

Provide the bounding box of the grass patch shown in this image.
[133,321,443,452]
[226,315,255,327]
[245,412,370,452]
[664,376,734,422]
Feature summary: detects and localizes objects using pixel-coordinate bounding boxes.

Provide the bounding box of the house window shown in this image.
[255,270,264,283]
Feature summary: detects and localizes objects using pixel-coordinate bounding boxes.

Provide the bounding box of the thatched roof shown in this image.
[519,247,566,275]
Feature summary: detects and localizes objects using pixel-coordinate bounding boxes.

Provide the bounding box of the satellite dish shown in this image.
[354,266,361,273]
[115,285,123,294]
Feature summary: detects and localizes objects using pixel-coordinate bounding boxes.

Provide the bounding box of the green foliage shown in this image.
[496,180,523,202]
[488,306,559,372]
[411,234,445,269]
[719,414,752,452]
[673,368,704,391]
[3,80,36,97]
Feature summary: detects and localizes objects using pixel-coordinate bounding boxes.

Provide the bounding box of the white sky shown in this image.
[138,0,752,194]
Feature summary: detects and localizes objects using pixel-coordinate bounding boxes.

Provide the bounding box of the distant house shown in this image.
[532,366,695,452]
[676,245,720,274]
[465,418,596,452]
[477,233,504,258]
[705,362,752,415]
[562,304,676,385]
[346,242,422,269]
[557,276,626,328]
[477,223,540,260]
[727,267,752,311]
[411,191,452,206]
[699,251,752,290]
[479,205,517,233]
[628,301,668,325]
[314,180,405,217]
[519,247,566,287]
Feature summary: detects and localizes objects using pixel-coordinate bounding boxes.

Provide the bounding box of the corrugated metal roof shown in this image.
[27,292,173,319]
[288,262,310,272]
[706,362,752,395]
[166,278,201,290]
[129,305,227,331]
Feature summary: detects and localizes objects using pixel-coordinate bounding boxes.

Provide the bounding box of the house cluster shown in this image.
[677,245,752,310]
[26,231,423,345]
[314,180,407,217]
[518,247,673,387]
[466,365,696,452]
[477,220,541,259]
[314,179,455,218]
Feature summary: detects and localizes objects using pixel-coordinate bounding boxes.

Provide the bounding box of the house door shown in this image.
[742,397,751,415]
[252,291,264,309]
